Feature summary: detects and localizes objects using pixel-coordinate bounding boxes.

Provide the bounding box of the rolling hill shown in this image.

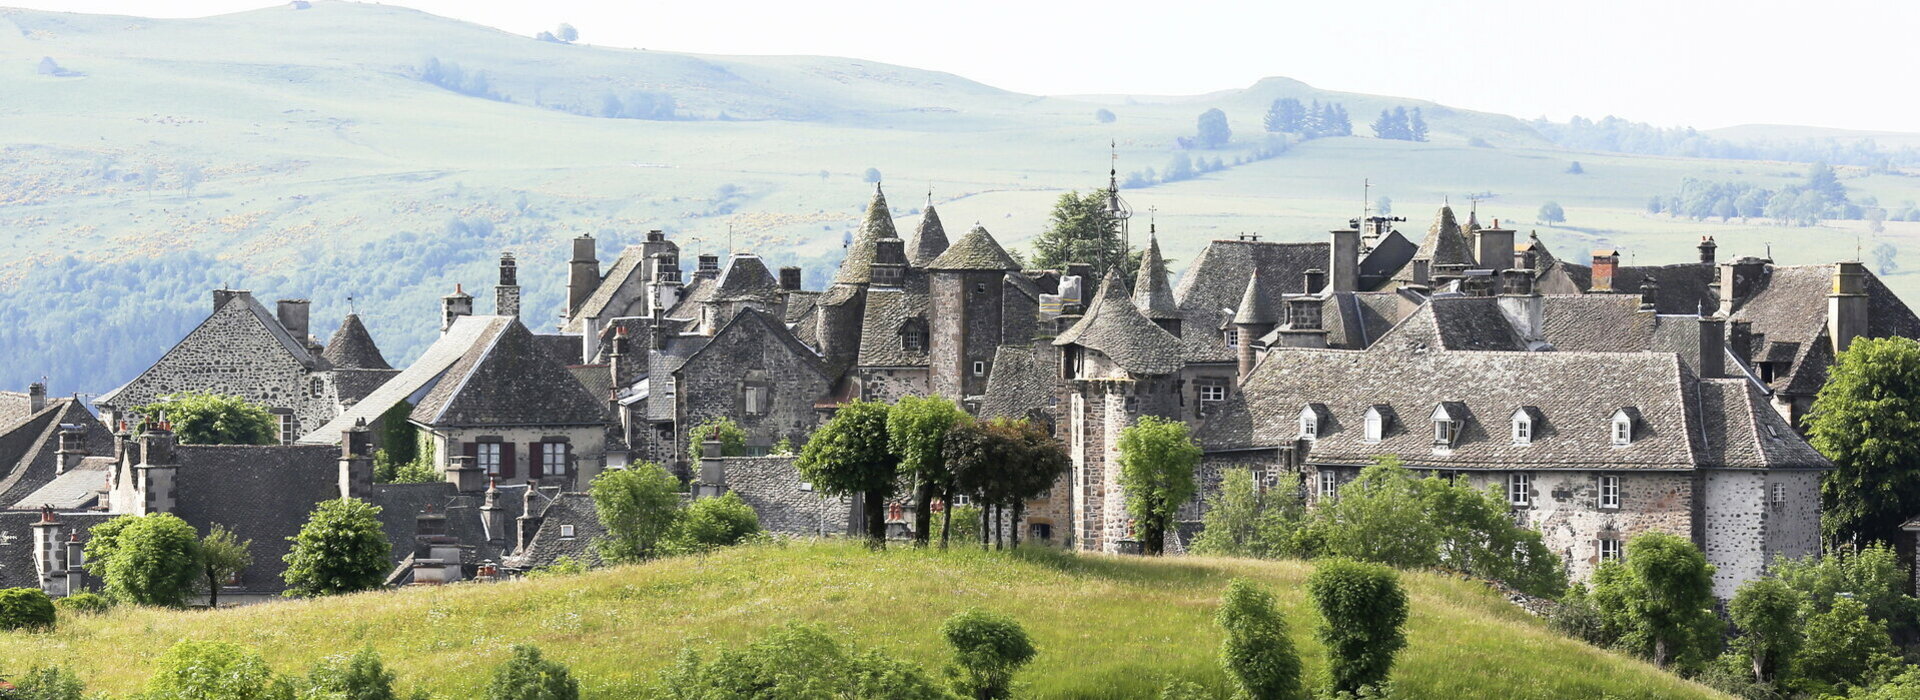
[0,541,1728,699]
[1,0,1917,395]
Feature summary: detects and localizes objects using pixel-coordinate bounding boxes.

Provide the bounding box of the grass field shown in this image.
[0,541,1727,699]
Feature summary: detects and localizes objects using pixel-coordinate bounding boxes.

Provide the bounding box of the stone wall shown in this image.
[1703,469,1821,598]
[675,317,829,462]
[1473,469,1695,586]
[429,425,606,490]
[859,368,929,404]
[1068,373,1184,553]
[712,456,854,536]
[101,294,335,438]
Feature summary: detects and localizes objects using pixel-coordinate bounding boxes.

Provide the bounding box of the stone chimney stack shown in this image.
[695,434,728,499]
[515,486,543,554]
[1275,297,1329,349]
[1591,250,1620,293]
[212,288,247,314]
[134,422,178,515]
[1475,221,1515,273]
[1329,228,1360,293]
[481,479,507,548]
[445,455,485,493]
[1719,257,1769,315]
[1698,314,1727,379]
[495,252,520,320]
[1728,320,1755,364]
[695,254,721,281]
[1829,261,1870,355]
[63,531,85,595]
[1639,277,1660,312]
[651,307,670,352]
[779,266,803,291]
[27,382,45,415]
[276,299,311,344]
[608,327,630,389]
[1497,269,1544,344]
[31,507,64,596]
[1303,268,1326,295]
[1699,235,1718,265]
[567,234,600,316]
[339,418,373,501]
[56,424,86,475]
[872,237,906,288]
[441,284,473,334]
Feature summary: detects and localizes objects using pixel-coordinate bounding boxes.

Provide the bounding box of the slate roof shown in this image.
[665,276,716,320]
[857,286,930,367]
[835,188,896,285]
[568,366,616,406]
[333,369,399,406]
[370,481,525,572]
[410,318,610,428]
[682,307,826,377]
[711,253,785,303]
[99,291,325,407]
[321,314,391,370]
[172,444,340,592]
[1232,269,1280,325]
[0,392,33,427]
[979,345,1059,421]
[1731,264,1920,395]
[301,316,517,443]
[13,459,111,510]
[502,492,604,571]
[0,399,114,509]
[1133,234,1181,320]
[1411,206,1477,269]
[927,225,1021,271]
[1174,240,1331,363]
[1358,230,1419,290]
[534,333,584,368]
[783,291,821,326]
[1055,269,1186,375]
[1371,297,1523,353]
[563,246,649,332]
[1612,264,1719,315]
[0,510,112,590]
[1197,347,1830,474]
[908,204,950,267]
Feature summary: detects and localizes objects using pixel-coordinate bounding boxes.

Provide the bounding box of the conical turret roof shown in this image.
[928,225,1020,271]
[833,187,898,285]
[1232,268,1281,326]
[1132,232,1180,320]
[1417,206,1477,267]
[1054,268,1185,375]
[908,204,950,267]
[322,314,391,370]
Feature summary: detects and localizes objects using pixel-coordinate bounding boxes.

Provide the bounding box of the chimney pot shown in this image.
[1591,250,1620,293]
[27,383,46,414]
[779,266,803,291]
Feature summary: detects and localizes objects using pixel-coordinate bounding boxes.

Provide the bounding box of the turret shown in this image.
[1133,230,1181,336]
[567,234,599,316]
[1232,270,1279,381]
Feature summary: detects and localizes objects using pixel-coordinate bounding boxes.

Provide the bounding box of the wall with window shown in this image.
[675,315,831,467]
[427,425,605,490]
[857,368,929,405]
[1448,469,1695,586]
[1703,469,1821,598]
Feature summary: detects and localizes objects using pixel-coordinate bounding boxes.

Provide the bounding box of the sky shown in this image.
[13,0,1920,133]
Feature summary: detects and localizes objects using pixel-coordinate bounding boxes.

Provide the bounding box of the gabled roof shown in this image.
[563,246,650,332]
[1132,233,1180,320]
[1055,269,1186,375]
[98,291,324,407]
[1731,264,1920,396]
[711,253,785,303]
[0,399,112,508]
[503,492,604,571]
[681,306,827,377]
[321,314,391,370]
[927,225,1020,271]
[908,204,950,267]
[834,188,897,285]
[410,318,610,428]
[979,344,1059,421]
[1173,239,1331,363]
[301,315,511,443]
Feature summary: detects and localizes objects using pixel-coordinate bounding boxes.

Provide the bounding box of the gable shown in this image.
[411,319,609,428]
[98,293,315,410]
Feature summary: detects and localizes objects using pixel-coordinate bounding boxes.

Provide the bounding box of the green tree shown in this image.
[1191,469,1308,559]
[666,492,760,554]
[1215,579,1304,700]
[1115,416,1200,555]
[1308,559,1407,696]
[941,609,1036,700]
[1798,597,1897,692]
[797,400,898,547]
[1408,107,1428,142]
[1727,577,1804,686]
[1593,533,1721,668]
[589,463,684,563]
[1312,458,1437,569]
[554,23,578,43]
[1027,190,1139,284]
[305,646,401,700]
[1095,108,1116,124]
[0,588,55,630]
[659,623,948,700]
[1771,543,1914,631]
[1566,161,1585,174]
[144,640,293,700]
[87,513,201,607]
[282,499,391,597]
[486,645,578,700]
[992,418,1070,548]
[138,393,276,445]
[1196,108,1231,149]
[1538,201,1566,224]
[944,421,1009,550]
[1809,336,1920,549]
[200,524,251,609]
[687,416,748,459]
[1264,97,1305,133]
[888,395,969,547]
[9,666,86,700]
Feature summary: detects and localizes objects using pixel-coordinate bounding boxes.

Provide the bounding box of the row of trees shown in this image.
[1262,98,1353,140]
[1648,162,1860,226]
[1531,115,1920,169]
[1370,106,1428,142]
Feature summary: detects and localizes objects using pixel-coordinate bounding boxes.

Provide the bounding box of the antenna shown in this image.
[347,295,357,314]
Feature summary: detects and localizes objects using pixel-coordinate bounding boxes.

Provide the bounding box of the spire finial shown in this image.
[1149,206,1158,236]
[926,183,933,209]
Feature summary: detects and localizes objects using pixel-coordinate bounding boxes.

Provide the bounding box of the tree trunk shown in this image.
[1144,518,1164,556]
[1011,501,1024,549]
[912,482,935,548]
[939,490,954,550]
[206,572,218,609]
[1750,651,1766,684]
[981,504,991,550]
[1653,636,1671,669]
[865,490,886,549]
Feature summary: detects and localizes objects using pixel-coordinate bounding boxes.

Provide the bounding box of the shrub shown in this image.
[305,646,401,700]
[8,665,86,699]
[1547,584,1607,646]
[486,644,577,700]
[1727,577,1803,686]
[0,588,55,631]
[590,463,683,563]
[282,499,390,597]
[942,609,1036,699]
[1308,559,1407,696]
[88,513,202,607]
[1216,579,1303,699]
[659,623,946,699]
[525,555,589,579]
[51,592,109,616]
[144,640,292,700]
[1095,108,1116,123]
[137,393,276,445]
[1797,597,1897,692]
[686,417,747,459]
[666,492,761,554]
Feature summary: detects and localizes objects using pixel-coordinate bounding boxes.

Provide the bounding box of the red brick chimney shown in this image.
[1591,250,1620,293]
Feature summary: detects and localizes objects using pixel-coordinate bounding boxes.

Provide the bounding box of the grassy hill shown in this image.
[2,1,1919,396]
[0,541,1725,699]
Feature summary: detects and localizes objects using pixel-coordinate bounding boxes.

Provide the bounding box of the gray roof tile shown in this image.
[321,314,391,370]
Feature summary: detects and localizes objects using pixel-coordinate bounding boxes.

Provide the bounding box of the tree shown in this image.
[1771,543,1915,633]
[144,640,292,700]
[1308,559,1407,696]
[941,609,1036,700]
[87,513,201,607]
[9,666,86,700]
[1195,108,1231,149]
[1115,416,1200,555]
[1370,109,1406,140]
[485,645,577,700]
[1727,577,1803,686]
[797,400,898,546]
[666,492,760,554]
[1799,597,1898,691]
[1408,108,1428,142]
[1537,201,1566,224]
[200,524,251,609]
[589,463,684,563]
[1810,337,1920,550]
[1312,458,1437,569]
[687,416,748,459]
[1566,161,1585,174]
[888,395,969,547]
[994,418,1069,548]
[1028,190,1139,284]
[864,167,883,184]
[1190,469,1307,559]
[1163,153,1195,183]
[305,647,401,700]
[282,499,390,597]
[943,422,1005,550]
[555,23,578,43]
[137,393,275,445]
[1216,579,1303,700]
[1602,533,1721,668]
[0,588,55,631]
[1264,97,1304,133]
[1094,108,1116,124]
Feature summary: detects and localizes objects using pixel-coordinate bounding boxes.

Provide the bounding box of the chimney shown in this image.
[608,326,629,387]
[651,307,669,351]
[1329,228,1360,292]
[1410,259,1431,288]
[696,434,728,498]
[1698,236,1718,265]
[515,486,543,553]
[445,455,485,493]
[56,424,86,475]
[27,382,45,415]
[567,234,600,316]
[495,252,520,319]
[481,480,507,548]
[441,284,473,333]
[211,288,247,314]
[1698,314,1726,379]
[1829,261,1870,355]
[779,266,803,291]
[338,418,373,501]
[1476,222,1515,273]
[1303,268,1326,295]
[1719,257,1769,315]
[1591,250,1619,292]
[695,254,721,281]
[872,238,906,288]
[63,530,86,596]
[31,507,61,595]
[1497,269,1544,345]
[1274,297,1329,349]
[1639,277,1660,312]
[135,422,178,515]
[646,229,666,243]
[276,299,311,344]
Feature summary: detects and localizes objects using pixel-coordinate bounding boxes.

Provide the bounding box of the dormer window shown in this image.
[1298,404,1325,440]
[901,319,928,353]
[1224,328,1240,349]
[1363,405,1388,444]
[1611,408,1639,446]
[1510,407,1540,446]
[1430,402,1465,447]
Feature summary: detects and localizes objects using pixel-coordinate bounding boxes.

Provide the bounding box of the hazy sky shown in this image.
[16,0,1920,132]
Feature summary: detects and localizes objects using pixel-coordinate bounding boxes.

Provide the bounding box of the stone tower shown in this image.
[927,224,1024,401]
[1232,269,1279,380]
[817,186,894,373]
[495,252,520,319]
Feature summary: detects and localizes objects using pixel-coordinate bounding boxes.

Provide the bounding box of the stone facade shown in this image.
[674,308,829,458]
[697,455,855,537]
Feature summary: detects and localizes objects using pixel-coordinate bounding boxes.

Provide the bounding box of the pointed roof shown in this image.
[833,187,898,285]
[927,225,1020,271]
[1054,269,1185,375]
[1132,233,1180,320]
[908,204,950,267]
[711,253,784,303]
[1416,206,1477,267]
[322,314,391,370]
[1233,268,1281,325]
[410,318,608,428]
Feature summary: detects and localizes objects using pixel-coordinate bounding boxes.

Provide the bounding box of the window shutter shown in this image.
[464,442,478,464]
[528,442,544,478]
[499,445,517,479]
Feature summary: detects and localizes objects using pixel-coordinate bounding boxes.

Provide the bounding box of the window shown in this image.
[1298,405,1319,440]
[1770,483,1787,504]
[1430,403,1462,447]
[1317,470,1339,501]
[799,481,813,492]
[1363,406,1385,443]
[1198,383,1227,403]
[1507,472,1531,507]
[665,377,678,400]
[1598,475,1620,509]
[743,384,770,416]
[477,443,503,476]
[1029,523,1053,541]
[1599,538,1623,563]
[972,361,988,377]
[309,377,324,399]
[1510,408,1534,445]
[1611,408,1636,446]
[1224,328,1240,349]
[540,442,567,478]
[277,413,296,445]
[901,321,928,353]
[559,524,576,539]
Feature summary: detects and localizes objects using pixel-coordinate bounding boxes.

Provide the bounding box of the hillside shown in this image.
[2,1,1920,395]
[0,541,1725,699]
